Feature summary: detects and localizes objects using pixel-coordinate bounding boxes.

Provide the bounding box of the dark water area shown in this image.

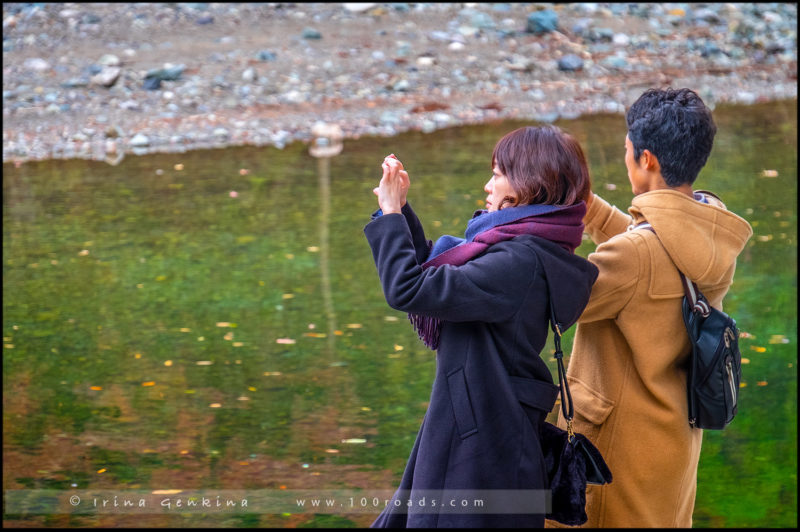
[3,99,796,528]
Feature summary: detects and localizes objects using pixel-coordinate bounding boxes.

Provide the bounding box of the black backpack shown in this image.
[639,223,742,430]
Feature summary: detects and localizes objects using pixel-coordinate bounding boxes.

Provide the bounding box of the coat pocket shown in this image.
[567,376,615,443]
[447,367,478,439]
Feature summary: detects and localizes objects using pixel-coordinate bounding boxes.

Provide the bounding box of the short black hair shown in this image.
[625,88,717,187]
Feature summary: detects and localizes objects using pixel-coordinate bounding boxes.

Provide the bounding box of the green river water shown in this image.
[3,99,796,528]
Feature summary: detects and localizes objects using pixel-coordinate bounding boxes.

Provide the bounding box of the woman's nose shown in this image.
[484,177,492,194]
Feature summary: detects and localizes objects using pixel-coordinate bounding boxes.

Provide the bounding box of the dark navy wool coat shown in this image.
[364,204,598,528]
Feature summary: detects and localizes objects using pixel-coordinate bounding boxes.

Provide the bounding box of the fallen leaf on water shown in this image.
[164,360,173,366]
[134,353,142,359]
[263,371,283,376]
[360,407,372,411]
[248,387,257,391]
[197,336,205,341]
[276,338,296,344]
[216,322,231,327]
[307,246,319,252]
[196,361,213,365]
[756,234,773,242]
[769,335,789,344]
[90,386,103,391]
[179,328,191,332]
[237,396,249,401]
[142,381,155,387]
[209,403,222,408]
[394,344,403,351]
[279,485,287,490]
[142,449,158,454]
[97,469,106,474]
[174,163,184,171]
[760,169,778,177]
[232,342,244,347]
[303,332,327,338]
[384,316,399,322]
[239,461,249,465]
[285,253,295,260]
[739,382,747,388]
[756,381,768,386]
[341,438,367,444]
[741,358,750,364]
[388,354,402,358]
[224,332,234,341]
[78,250,90,256]
[180,450,189,455]
[334,330,344,336]
[750,346,767,353]
[346,323,362,329]
[282,294,294,300]
[325,449,339,454]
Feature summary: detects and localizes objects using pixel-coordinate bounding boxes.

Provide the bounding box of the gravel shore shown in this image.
[2,2,797,164]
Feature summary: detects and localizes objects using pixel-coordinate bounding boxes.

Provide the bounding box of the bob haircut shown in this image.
[491,125,590,208]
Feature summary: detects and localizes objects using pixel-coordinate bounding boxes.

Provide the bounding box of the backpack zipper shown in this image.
[725,357,737,410]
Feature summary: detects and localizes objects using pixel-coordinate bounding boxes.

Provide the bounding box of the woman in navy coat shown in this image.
[364,126,599,528]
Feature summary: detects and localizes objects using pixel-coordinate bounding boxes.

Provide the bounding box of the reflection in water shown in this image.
[310,122,344,358]
[1,100,796,528]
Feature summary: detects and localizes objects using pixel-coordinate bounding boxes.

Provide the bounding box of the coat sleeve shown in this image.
[364,213,536,323]
[577,233,643,323]
[400,202,433,265]
[584,193,633,245]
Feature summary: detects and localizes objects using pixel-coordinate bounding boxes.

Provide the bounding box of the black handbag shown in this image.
[542,318,613,526]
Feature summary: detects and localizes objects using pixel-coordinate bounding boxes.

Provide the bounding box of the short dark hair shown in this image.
[625,88,717,187]
[491,125,590,207]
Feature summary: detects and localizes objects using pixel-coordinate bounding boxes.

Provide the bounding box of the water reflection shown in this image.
[2,100,796,528]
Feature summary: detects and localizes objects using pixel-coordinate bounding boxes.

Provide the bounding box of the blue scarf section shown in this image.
[428,204,564,259]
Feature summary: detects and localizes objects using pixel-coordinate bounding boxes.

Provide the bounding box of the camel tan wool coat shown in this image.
[547,189,752,528]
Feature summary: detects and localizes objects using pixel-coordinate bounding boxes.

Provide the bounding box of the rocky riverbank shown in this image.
[2,2,797,164]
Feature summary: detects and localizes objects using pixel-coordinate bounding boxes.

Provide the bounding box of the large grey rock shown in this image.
[527,9,558,34]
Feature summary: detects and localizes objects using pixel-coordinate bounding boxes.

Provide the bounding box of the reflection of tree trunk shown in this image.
[318,156,337,357]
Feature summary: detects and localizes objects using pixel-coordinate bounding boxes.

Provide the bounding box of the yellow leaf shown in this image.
[142,381,155,387]
[155,275,167,281]
[134,353,142,359]
[237,396,249,401]
[282,293,294,299]
[750,346,767,353]
[239,461,249,465]
[739,331,755,339]
[360,407,372,411]
[4,344,14,349]
[232,342,244,347]
[97,468,106,474]
[756,381,768,386]
[741,358,750,364]
[248,387,257,392]
[276,338,296,344]
[307,246,319,252]
[78,249,90,256]
[216,322,231,327]
[769,335,789,344]
[196,361,213,365]
[179,328,191,332]
[346,323,362,329]
[179,450,189,455]
[739,382,747,388]
[285,253,295,260]
[90,386,103,391]
[303,332,327,338]
[394,344,403,351]
[209,403,222,408]
[174,163,184,171]
[384,316,398,322]
[325,449,339,454]
[334,330,344,336]
[263,371,282,376]
[224,332,234,341]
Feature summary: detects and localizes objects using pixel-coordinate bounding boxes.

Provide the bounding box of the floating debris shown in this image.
[341,438,367,444]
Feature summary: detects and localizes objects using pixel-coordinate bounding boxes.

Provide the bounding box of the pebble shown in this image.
[1,2,796,163]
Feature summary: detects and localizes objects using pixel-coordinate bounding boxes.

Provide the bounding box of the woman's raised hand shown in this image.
[374,154,409,214]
